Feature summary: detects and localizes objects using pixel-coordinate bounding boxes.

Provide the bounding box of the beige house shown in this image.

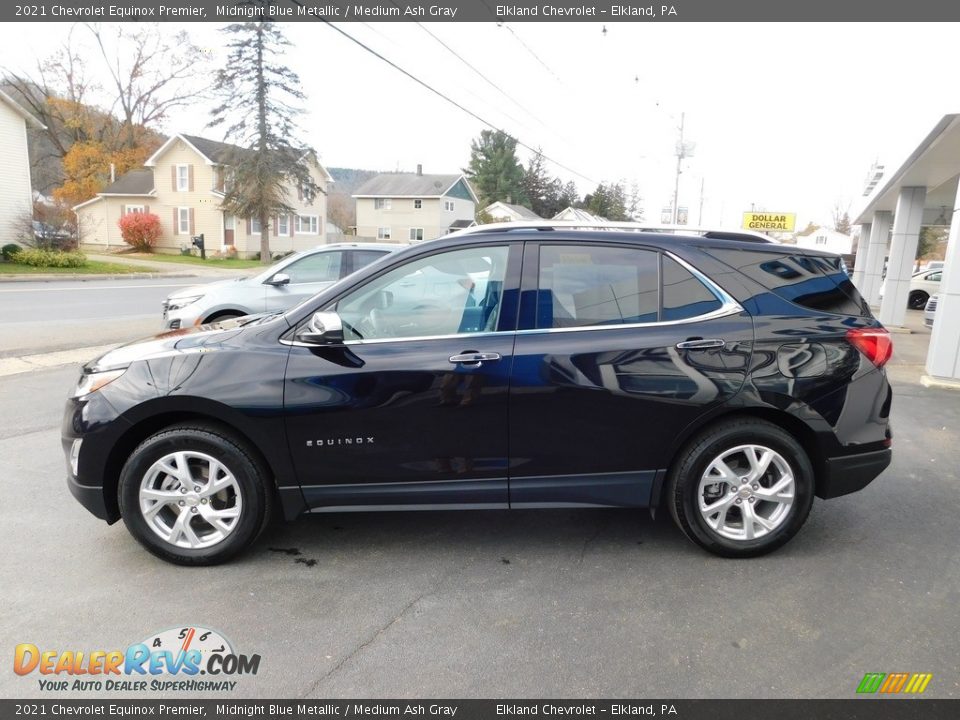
[75,134,333,258]
[0,88,43,245]
[353,167,477,242]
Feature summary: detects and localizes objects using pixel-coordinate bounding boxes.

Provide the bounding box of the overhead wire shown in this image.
[319,20,595,184]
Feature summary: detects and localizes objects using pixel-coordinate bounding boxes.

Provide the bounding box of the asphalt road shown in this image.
[0,316,957,699]
[0,278,199,357]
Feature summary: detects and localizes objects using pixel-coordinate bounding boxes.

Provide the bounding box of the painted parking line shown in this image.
[0,344,118,378]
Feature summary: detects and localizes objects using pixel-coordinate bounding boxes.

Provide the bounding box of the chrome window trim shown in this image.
[281,249,743,347]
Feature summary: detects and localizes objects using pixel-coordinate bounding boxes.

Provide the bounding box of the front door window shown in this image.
[336,245,510,341]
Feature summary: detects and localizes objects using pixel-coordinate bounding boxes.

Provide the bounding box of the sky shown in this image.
[2,20,958,230]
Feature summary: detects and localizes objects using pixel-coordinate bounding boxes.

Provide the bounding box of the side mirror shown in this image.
[296,311,344,345]
[265,272,290,287]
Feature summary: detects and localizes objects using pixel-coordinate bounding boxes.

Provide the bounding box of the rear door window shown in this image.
[661,256,724,321]
[536,245,659,329]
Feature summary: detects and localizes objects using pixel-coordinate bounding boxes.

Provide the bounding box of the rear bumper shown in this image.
[817,448,892,499]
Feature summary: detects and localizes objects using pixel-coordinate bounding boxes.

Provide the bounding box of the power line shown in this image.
[320,21,594,184]
[411,21,554,134]
[476,0,566,87]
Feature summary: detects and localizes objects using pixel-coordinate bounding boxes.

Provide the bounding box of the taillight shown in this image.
[846,327,893,368]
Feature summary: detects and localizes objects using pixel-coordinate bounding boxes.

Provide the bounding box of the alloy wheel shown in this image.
[697,444,795,541]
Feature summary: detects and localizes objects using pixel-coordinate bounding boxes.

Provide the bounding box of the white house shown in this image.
[795,225,853,255]
[484,201,542,222]
[553,207,607,223]
[0,88,44,245]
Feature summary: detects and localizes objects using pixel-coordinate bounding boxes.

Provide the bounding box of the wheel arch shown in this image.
[101,406,291,523]
[652,406,827,508]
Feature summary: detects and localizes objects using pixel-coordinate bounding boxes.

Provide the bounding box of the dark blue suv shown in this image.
[62,225,893,564]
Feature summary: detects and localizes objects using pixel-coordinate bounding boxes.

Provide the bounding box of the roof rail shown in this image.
[452,220,778,244]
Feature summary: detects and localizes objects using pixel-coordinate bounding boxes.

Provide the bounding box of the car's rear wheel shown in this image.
[667,418,815,558]
[118,424,270,565]
[908,291,929,310]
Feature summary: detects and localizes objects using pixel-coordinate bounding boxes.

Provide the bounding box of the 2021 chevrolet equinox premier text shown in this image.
[63,224,894,564]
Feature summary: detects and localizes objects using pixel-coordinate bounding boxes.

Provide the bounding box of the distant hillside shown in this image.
[327,167,379,197]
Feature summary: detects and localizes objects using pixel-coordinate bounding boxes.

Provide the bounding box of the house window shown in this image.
[409,227,424,241]
[251,218,262,234]
[278,215,290,237]
[444,200,455,211]
[374,198,392,210]
[377,227,392,240]
[176,165,189,192]
[177,207,190,235]
[297,215,319,235]
[414,199,422,209]
[815,235,827,245]
[125,205,145,214]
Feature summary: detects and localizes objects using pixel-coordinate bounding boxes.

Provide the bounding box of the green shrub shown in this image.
[15,249,88,268]
[2,243,21,261]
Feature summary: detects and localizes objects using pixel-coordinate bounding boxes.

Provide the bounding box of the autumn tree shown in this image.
[465,130,528,207]
[3,24,206,200]
[209,21,318,264]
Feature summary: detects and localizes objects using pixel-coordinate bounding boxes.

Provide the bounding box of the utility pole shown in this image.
[671,112,695,225]
[698,177,705,225]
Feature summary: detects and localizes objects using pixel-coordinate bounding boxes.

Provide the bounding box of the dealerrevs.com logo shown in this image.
[13,626,260,693]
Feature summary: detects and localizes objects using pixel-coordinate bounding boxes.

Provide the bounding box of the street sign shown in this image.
[742,212,796,232]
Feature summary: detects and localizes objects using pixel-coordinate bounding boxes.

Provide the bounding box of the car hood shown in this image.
[166,276,249,299]
[84,313,286,373]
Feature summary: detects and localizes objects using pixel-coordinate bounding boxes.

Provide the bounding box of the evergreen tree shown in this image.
[466,130,528,207]
[209,21,318,263]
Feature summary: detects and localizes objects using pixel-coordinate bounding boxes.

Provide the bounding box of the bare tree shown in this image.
[832,200,852,235]
[86,23,208,149]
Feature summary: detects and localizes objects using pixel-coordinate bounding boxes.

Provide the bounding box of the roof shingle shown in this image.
[354,173,462,198]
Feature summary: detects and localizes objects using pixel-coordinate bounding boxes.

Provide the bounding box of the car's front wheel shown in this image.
[667,418,815,558]
[118,424,270,565]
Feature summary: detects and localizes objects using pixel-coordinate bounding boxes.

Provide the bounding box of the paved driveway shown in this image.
[1,314,957,699]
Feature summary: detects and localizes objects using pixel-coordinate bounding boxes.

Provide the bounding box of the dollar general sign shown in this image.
[742,212,796,232]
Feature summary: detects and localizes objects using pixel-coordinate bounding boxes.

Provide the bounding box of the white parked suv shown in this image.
[878,268,942,310]
[162,243,400,329]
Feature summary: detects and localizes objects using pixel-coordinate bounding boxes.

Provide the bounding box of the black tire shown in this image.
[908,291,929,310]
[666,418,815,558]
[204,310,246,324]
[118,424,271,565]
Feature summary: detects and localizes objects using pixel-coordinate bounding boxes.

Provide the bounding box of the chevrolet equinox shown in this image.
[63,224,893,564]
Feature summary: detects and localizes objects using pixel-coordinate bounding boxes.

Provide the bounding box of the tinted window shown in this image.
[283,251,343,284]
[537,245,658,329]
[704,248,868,316]
[352,249,389,273]
[337,246,509,341]
[661,256,723,321]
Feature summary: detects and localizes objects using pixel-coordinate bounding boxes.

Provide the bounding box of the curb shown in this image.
[0,271,199,283]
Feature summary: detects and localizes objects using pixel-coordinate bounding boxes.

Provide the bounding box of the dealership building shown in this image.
[854,113,960,387]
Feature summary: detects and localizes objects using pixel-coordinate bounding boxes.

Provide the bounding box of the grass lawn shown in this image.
[0,260,143,275]
[128,253,264,269]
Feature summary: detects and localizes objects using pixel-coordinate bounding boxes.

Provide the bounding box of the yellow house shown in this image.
[74,133,333,258]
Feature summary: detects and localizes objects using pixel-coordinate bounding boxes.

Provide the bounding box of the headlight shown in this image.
[72,369,127,398]
[165,295,203,311]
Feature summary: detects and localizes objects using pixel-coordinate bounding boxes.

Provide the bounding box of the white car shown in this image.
[924,294,938,328]
[878,268,942,310]
[162,243,399,329]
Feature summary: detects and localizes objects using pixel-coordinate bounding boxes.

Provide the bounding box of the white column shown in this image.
[862,211,892,307]
[852,222,871,290]
[925,180,960,382]
[879,187,926,327]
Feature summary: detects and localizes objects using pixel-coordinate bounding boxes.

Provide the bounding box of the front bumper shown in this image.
[817,448,892,499]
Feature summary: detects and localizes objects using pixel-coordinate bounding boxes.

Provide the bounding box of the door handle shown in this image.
[449,352,501,365]
[676,338,726,350]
